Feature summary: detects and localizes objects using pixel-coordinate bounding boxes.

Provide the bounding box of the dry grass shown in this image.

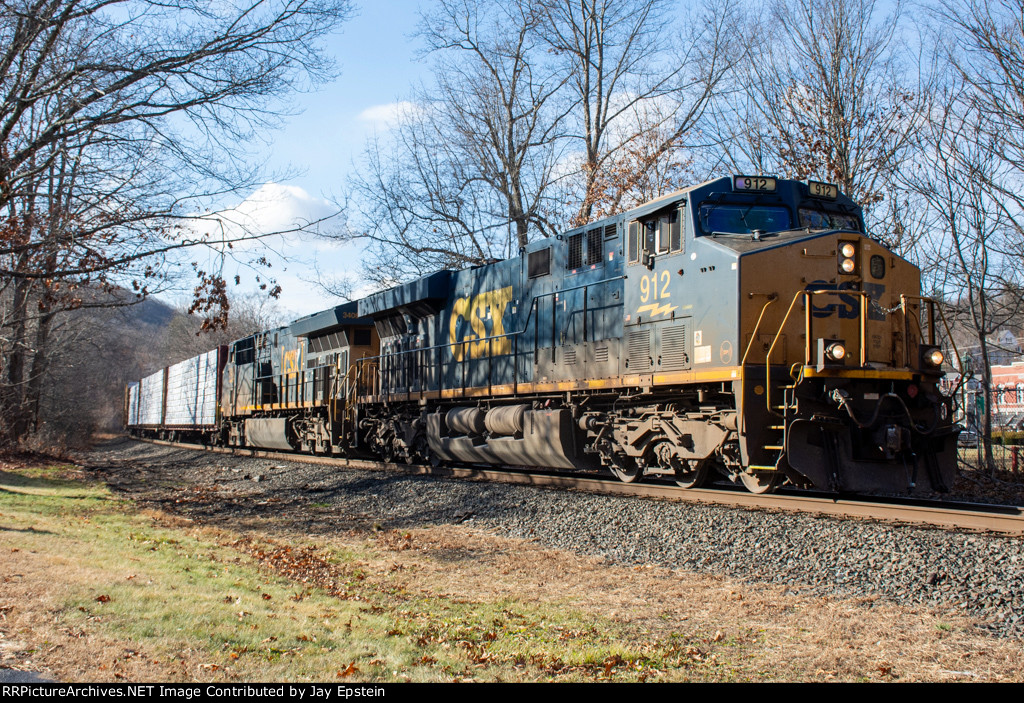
[1,455,1021,682]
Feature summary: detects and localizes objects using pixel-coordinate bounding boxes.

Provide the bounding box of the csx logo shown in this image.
[449,286,513,362]
[806,281,858,319]
[806,281,887,320]
[281,348,301,375]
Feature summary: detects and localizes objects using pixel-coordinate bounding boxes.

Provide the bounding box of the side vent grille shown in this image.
[660,326,689,370]
[593,345,609,363]
[562,346,577,366]
[627,330,651,372]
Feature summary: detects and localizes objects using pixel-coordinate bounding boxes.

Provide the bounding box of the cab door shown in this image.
[623,207,691,377]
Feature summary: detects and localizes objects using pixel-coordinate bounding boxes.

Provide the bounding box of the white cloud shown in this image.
[172,183,355,317]
[187,183,339,246]
[357,101,417,129]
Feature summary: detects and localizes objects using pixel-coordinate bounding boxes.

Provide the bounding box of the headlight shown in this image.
[840,258,856,273]
[927,349,944,367]
[840,242,856,258]
[817,338,848,371]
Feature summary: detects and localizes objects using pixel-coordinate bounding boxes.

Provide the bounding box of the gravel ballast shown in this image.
[83,439,1024,639]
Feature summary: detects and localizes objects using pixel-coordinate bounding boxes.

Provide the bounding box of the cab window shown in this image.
[628,208,684,264]
[699,204,792,235]
[798,207,862,232]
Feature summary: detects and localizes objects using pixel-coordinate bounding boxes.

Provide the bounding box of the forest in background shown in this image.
[3,0,1024,473]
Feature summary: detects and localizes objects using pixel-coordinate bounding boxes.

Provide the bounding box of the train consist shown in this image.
[126,175,960,494]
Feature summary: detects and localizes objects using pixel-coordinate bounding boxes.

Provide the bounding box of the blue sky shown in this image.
[185,0,429,318]
[264,0,427,199]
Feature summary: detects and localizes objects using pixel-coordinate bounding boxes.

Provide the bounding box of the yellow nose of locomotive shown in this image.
[740,231,923,373]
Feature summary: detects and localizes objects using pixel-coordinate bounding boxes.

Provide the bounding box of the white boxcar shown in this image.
[138,368,166,427]
[163,348,224,429]
[125,382,140,427]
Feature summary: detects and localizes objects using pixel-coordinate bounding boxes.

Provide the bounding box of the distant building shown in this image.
[945,330,1024,431]
[991,361,1024,430]
[989,330,1023,366]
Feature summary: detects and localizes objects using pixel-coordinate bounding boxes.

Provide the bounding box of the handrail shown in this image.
[763,289,962,418]
[738,295,777,435]
[900,294,967,398]
[353,274,626,398]
[763,290,807,418]
[765,288,875,417]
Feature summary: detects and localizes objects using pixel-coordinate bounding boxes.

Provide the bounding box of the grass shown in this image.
[0,462,742,682]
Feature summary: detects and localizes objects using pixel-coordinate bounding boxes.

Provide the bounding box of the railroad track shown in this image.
[143,439,1024,536]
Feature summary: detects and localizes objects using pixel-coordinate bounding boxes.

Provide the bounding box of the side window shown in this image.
[657,214,671,253]
[628,219,658,263]
[671,209,682,252]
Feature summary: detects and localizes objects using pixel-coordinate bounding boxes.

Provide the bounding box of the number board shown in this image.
[733,175,776,192]
[807,180,838,200]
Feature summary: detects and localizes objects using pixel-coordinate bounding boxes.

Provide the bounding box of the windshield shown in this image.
[798,207,862,231]
[699,204,793,235]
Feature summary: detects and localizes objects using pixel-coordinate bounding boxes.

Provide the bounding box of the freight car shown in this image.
[127,175,960,495]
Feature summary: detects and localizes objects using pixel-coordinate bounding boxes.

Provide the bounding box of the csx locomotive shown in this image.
[126,175,960,494]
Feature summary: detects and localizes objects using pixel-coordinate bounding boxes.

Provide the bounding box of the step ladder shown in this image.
[750,381,798,472]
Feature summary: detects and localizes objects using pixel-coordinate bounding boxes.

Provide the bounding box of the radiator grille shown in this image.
[660,325,689,370]
[627,330,651,371]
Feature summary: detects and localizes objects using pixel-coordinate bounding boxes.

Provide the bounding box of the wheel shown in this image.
[674,459,709,489]
[740,470,783,494]
[610,457,642,483]
[378,442,396,464]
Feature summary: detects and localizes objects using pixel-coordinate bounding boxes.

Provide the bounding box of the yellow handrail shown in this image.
[763,290,806,418]
[738,295,777,435]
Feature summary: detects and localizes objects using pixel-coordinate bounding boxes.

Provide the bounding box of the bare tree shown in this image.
[351,0,569,285]
[0,0,353,448]
[707,0,927,249]
[538,0,742,224]
[349,0,740,287]
[904,82,1024,475]
[936,0,1024,286]
[160,292,286,362]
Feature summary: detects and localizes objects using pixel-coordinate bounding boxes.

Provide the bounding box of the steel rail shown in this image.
[141,439,1024,536]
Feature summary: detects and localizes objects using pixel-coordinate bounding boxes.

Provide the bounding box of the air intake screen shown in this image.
[568,233,583,269]
[528,248,551,278]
